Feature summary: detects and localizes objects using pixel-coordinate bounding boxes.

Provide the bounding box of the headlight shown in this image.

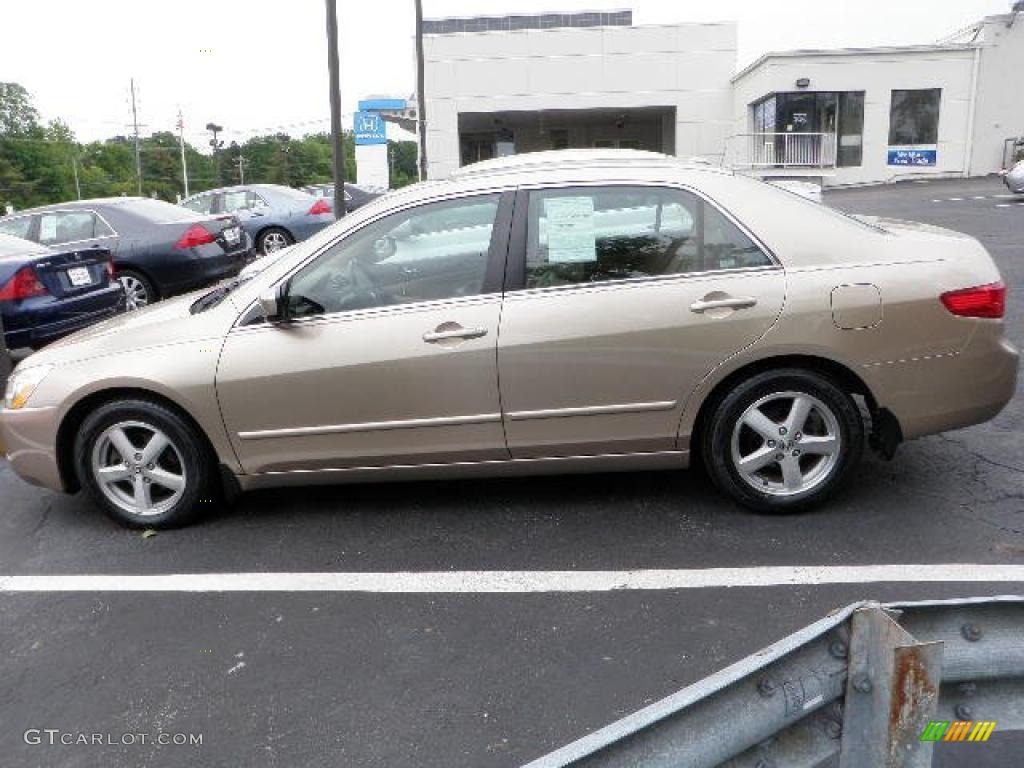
[3,365,54,410]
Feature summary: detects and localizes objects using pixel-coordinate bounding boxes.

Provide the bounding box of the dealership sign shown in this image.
[354,111,387,145]
[887,146,937,166]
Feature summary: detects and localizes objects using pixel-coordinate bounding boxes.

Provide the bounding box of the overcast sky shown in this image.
[0,0,1013,148]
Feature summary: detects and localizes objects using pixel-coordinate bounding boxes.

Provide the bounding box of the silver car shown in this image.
[1,150,1018,528]
[1005,159,1024,194]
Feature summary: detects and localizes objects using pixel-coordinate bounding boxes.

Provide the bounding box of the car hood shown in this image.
[20,288,238,370]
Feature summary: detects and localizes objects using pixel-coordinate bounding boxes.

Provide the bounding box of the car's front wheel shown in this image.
[702,369,864,512]
[75,399,214,528]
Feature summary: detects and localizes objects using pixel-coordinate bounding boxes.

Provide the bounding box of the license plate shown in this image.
[67,266,93,286]
[223,227,241,245]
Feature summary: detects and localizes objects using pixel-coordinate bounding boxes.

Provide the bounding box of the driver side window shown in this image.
[286,194,501,318]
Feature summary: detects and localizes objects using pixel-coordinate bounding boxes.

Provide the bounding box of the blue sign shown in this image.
[887,148,937,166]
[358,98,407,112]
[354,111,387,145]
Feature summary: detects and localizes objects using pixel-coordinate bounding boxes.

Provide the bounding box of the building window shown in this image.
[837,92,864,167]
[888,89,941,146]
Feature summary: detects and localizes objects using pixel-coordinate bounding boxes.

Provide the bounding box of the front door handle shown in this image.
[422,325,488,343]
[689,296,758,313]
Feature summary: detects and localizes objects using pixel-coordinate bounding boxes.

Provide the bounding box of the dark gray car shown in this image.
[181,184,335,256]
[0,198,251,310]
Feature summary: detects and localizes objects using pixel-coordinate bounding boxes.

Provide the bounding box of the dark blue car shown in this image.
[0,233,124,351]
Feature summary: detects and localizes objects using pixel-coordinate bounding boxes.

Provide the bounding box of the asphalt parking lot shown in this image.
[1,176,1022,767]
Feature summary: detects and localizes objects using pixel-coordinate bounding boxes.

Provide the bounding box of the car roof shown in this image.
[9,197,151,214]
[450,148,730,181]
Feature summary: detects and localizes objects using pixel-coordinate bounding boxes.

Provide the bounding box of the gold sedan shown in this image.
[1,151,1018,527]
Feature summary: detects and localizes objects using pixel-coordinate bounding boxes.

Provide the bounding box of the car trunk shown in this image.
[30,247,114,298]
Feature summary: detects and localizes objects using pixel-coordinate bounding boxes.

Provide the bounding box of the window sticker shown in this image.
[545,196,596,263]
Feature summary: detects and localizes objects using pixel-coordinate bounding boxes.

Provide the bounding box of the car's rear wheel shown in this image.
[117,269,155,311]
[75,399,213,528]
[257,227,293,256]
[702,369,864,512]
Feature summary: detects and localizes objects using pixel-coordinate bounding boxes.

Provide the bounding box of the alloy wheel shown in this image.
[90,421,187,517]
[261,231,289,254]
[119,275,149,310]
[730,390,841,497]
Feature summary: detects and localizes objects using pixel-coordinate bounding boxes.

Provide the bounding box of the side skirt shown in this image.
[236,450,689,491]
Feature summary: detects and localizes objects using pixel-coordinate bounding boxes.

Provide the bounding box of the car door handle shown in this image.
[423,325,488,342]
[689,296,758,313]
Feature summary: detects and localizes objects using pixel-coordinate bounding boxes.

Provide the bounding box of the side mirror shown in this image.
[258,283,287,323]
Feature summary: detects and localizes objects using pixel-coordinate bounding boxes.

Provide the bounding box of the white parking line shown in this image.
[1,565,1023,593]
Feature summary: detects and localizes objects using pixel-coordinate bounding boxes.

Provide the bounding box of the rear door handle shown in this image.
[689,296,758,313]
[422,326,488,342]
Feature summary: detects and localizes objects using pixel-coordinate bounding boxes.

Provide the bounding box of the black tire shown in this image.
[702,368,864,513]
[74,398,214,529]
[116,268,156,310]
[256,227,294,256]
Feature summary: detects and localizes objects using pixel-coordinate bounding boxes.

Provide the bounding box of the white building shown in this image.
[421,9,1024,187]
[731,13,1024,185]
[422,11,737,179]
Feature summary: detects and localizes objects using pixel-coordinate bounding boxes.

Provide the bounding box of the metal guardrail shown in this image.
[727,132,838,169]
[523,596,1024,768]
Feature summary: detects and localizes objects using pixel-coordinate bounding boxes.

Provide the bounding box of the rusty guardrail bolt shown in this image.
[961,623,983,642]
[853,675,873,693]
[757,676,778,697]
[824,720,843,740]
[955,703,974,720]
[829,640,848,659]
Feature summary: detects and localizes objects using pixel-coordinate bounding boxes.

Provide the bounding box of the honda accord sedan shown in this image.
[0,198,252,310]
[1,150,1017,528]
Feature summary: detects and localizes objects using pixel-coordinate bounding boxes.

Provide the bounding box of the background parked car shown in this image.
[181,184,335,256]
[0,198,251,310]
[1004,159,1024,193]
[0,232,123,350]
[302,182,383,212]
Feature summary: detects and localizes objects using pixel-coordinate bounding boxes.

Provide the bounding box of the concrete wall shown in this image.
[969,15,1024,175]
[732,48,976,186]
[423,22,737,179]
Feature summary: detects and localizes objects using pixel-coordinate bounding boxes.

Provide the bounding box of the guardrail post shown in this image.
[839,605,943,768]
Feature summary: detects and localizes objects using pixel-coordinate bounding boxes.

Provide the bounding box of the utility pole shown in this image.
[176,108,189,197]
[414,0,428,181]
[130,78,142,195]
[236,154,247,184]
[206,122,224,184]
[70,151,81,200]
[325,0,347,219]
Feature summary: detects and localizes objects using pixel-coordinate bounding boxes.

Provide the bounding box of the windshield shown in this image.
[0,231,46,258]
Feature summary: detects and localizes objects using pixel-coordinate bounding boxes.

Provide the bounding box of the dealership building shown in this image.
[416,8,1024,186]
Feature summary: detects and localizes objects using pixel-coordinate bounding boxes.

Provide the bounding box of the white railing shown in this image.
[730,132,837,169]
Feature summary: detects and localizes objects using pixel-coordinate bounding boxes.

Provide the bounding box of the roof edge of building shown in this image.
[731,42,981,84]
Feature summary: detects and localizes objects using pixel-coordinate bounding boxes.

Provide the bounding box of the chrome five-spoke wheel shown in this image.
[730,391,841,497]
[91,421,186,517]
[119,274,150,310]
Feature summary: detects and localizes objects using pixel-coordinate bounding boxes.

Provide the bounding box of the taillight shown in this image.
[105,260,116,279]
[309,199,332,215]
[940,282,1006,319]
[0,266,49,300]
[175,224,216,249]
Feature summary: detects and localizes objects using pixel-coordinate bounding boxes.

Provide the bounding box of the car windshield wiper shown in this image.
[190,278,244,314]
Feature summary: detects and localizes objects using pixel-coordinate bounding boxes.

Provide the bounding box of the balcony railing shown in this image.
[729,131,838,169]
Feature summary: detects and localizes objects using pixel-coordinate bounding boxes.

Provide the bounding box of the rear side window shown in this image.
[38,211,112,245]
[182,194,214,214]
[525,186,771,289]
[0,215,33,241]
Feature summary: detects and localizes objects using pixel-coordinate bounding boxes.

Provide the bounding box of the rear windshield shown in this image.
[0,232,46,258]
[262,186,314,202]
[116,198,202,223]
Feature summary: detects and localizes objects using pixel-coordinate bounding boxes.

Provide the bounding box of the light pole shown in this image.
[414,0,428,180]
[325,0,347,219]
